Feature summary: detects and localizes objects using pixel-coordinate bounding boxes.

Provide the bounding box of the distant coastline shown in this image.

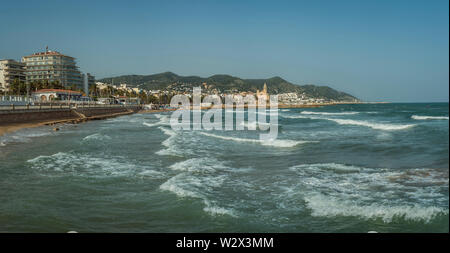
[0,101,396,137]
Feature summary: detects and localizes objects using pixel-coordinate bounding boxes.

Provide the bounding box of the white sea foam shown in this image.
[328,118,416,130]
[300,111,359,115]
[199,132,312,148]
[27,152,159,178]
[281,115,310,119]
[159,172,236,217]
[160,156,239,217]
[154,114,165,119]
[155,127,191,156]
[0,128,53,146]
[143,114,171,127]
[286,114,416,130]
[256,111,278,116]
[138,169,166,179]
[169,157,228,173]
[159,126,177,137]
[82,133,111,141]
[288,163,448,223]
[239,121,276,129]
[411,115,449,120]
[160,173,202,198]
[143,122,160,127]
[304,193,448,223]
[203,200,237,217]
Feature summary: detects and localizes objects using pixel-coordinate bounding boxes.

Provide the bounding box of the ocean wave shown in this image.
[300,111,359,115]
[203,200,237,217]
[282,115,310,119]
[286,114,416,130]
[82,133,111,141]
[138,169,166,179]
[239,120,277,129]
[304,193,448,223]
[411,115,449,120]
[159,126,177,137]
[199,132,312,148]
[169,157,229,173]
[27,152,161,178]
[143,122,163,127]
[160,173,202,198]
[256,111,278,116]
[155,127,192,156]
[288,163,448,223]
[143,114,170,127]
[0,127,53,146]
[159,172,236,217]
[328,118,416,130]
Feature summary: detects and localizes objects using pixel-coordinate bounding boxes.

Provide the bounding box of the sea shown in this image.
[0,103,448,232]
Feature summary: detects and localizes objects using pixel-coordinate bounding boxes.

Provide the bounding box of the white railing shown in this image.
[0,95,33,102]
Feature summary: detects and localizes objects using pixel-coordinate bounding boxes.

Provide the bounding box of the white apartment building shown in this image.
[0,59,26,91]
[21,49,83,89]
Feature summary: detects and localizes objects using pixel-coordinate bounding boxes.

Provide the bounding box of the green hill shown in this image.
[99,72,359,102]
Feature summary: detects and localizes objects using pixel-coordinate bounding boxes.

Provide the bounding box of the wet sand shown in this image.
[0,110,135,137]
[0,123,46,137]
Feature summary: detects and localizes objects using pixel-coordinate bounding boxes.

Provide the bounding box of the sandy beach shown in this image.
[0,123,46,137]
[0,108,138,137]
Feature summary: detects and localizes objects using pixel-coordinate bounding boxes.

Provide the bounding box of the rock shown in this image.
[53,127,59,131]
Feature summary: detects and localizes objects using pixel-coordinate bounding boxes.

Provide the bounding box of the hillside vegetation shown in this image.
[99,72,359,101]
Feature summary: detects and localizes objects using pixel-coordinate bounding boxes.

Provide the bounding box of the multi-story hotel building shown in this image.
[0,59,26,91]
[21,50,83,89]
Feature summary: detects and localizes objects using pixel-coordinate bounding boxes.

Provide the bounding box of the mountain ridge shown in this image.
[99,72,359,102]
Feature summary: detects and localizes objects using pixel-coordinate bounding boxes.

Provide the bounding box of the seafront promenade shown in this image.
[0,104,142,136]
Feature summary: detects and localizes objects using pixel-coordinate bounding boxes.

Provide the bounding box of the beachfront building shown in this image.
[82,73,95,94]
[32,89,83,101]
[21,49,83,89]
[0,59,26,92]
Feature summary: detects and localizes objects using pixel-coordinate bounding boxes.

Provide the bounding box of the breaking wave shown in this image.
[329,118,416,130]
[168,157,229,173]
[285,114,416,130]
[304,193,448,223]
[289,163,449,223]
[300,111,359,115]
[0,127,53,146]
[199,132,312,148]
[82,133,111,141]
[27,152,163,178]
[411,115,449,120]
[160,160,237,217]
[143,114,170,127]
[155,127,180,156]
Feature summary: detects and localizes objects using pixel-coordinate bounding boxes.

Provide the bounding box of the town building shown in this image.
[82,73,95,95]
[256,83,269,101]
[0,59,26,91]
[32,89,83,101]
[21,49,83,89]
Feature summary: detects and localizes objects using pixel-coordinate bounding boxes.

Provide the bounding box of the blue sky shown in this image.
[1,0,448,102]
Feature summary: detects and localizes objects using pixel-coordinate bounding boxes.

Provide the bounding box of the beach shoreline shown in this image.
[0,108,138,137]
[0,101,382,137]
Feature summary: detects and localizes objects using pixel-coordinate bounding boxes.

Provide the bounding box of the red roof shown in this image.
[33,89,82,95]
